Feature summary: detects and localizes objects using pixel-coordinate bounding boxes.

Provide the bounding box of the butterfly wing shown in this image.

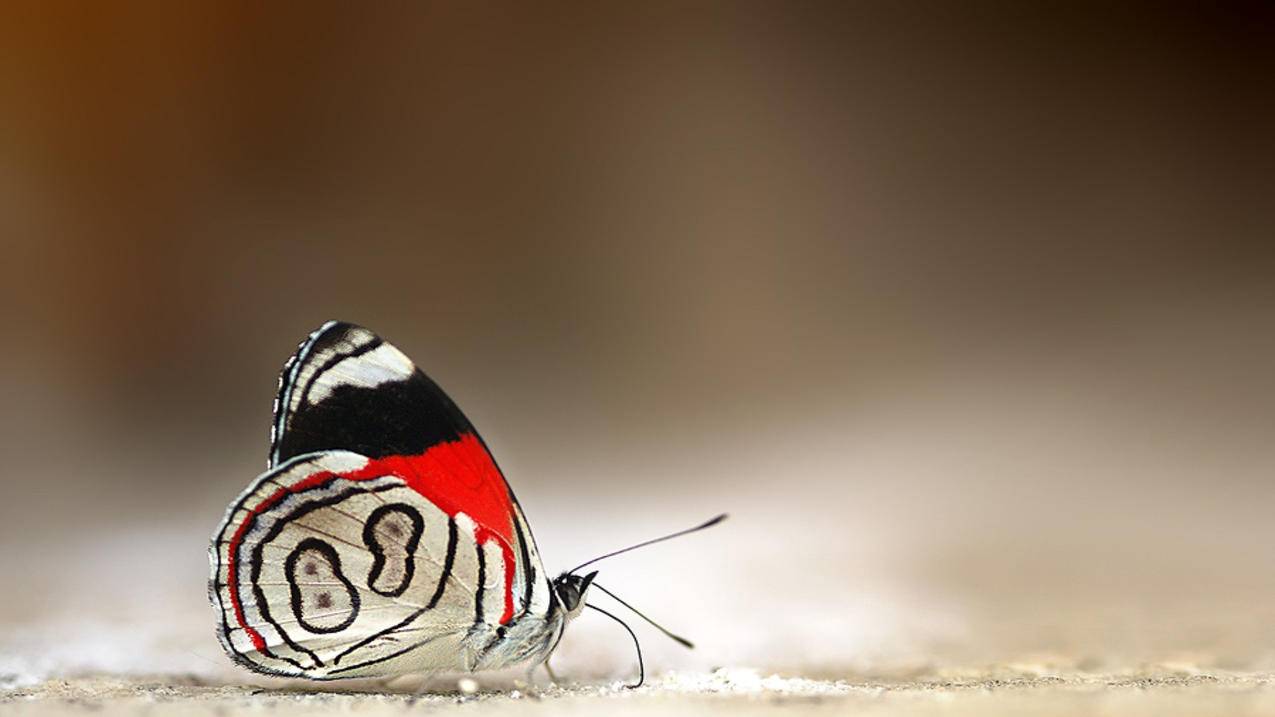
[211,450,478,677]
[269,321,470,468]
[210,322,553,678]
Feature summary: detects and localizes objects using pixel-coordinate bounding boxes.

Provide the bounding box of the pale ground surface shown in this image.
[6,668,1275,716]
[5,499,1275,716]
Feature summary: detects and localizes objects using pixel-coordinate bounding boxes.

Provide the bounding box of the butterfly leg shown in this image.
[381,674,416,693]
[521,658,558,691]
[401,674,444,702]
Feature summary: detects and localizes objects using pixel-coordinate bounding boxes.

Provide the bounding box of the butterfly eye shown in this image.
[554,583,575,611]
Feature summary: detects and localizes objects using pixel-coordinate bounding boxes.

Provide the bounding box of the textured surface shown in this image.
[6,669,1275,716]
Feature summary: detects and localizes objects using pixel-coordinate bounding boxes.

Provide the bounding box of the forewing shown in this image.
[270,321,474,468]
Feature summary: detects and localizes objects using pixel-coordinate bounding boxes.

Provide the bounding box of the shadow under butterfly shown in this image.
[208,320,725,687]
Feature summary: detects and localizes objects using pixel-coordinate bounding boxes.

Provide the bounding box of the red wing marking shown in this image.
[225,434,518,654]
[398,434,517,624]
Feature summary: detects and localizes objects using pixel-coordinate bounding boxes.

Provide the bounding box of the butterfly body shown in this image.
[209,321,579,679]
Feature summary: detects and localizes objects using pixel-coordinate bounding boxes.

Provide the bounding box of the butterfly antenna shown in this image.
[567,513,728,575]
[592,582,694,649]
[586,603,644,689]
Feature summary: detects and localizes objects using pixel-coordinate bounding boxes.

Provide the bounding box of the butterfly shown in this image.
[209,321,722,686]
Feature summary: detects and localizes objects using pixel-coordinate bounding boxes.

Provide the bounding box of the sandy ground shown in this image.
[6,469,1275,716]
[6,668,1275,716]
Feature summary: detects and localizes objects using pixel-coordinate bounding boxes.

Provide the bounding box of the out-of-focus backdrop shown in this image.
[2,1,1274,686]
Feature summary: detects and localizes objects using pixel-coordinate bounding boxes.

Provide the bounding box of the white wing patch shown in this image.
[304,342,415,404]
[479,539,507,623]
[271,323,420,466]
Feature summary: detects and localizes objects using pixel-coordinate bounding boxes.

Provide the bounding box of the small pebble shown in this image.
[457,678,478,695]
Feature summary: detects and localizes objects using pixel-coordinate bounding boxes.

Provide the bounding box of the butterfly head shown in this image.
[552,570,597,618]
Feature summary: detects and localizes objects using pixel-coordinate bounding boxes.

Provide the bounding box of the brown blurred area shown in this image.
[1,1,1274,680]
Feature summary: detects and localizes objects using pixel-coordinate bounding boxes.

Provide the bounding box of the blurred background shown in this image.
[1,0,1274,686]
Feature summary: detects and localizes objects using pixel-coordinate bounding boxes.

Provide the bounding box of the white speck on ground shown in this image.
[657,668,857,696]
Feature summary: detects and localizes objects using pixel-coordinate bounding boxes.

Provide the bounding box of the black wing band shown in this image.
[270,321,474,466]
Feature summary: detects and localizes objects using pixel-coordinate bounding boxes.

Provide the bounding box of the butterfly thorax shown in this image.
[468,570,598,671]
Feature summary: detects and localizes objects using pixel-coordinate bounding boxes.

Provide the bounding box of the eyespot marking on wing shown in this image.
[285,538,360,634]
[363,503,425,597]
